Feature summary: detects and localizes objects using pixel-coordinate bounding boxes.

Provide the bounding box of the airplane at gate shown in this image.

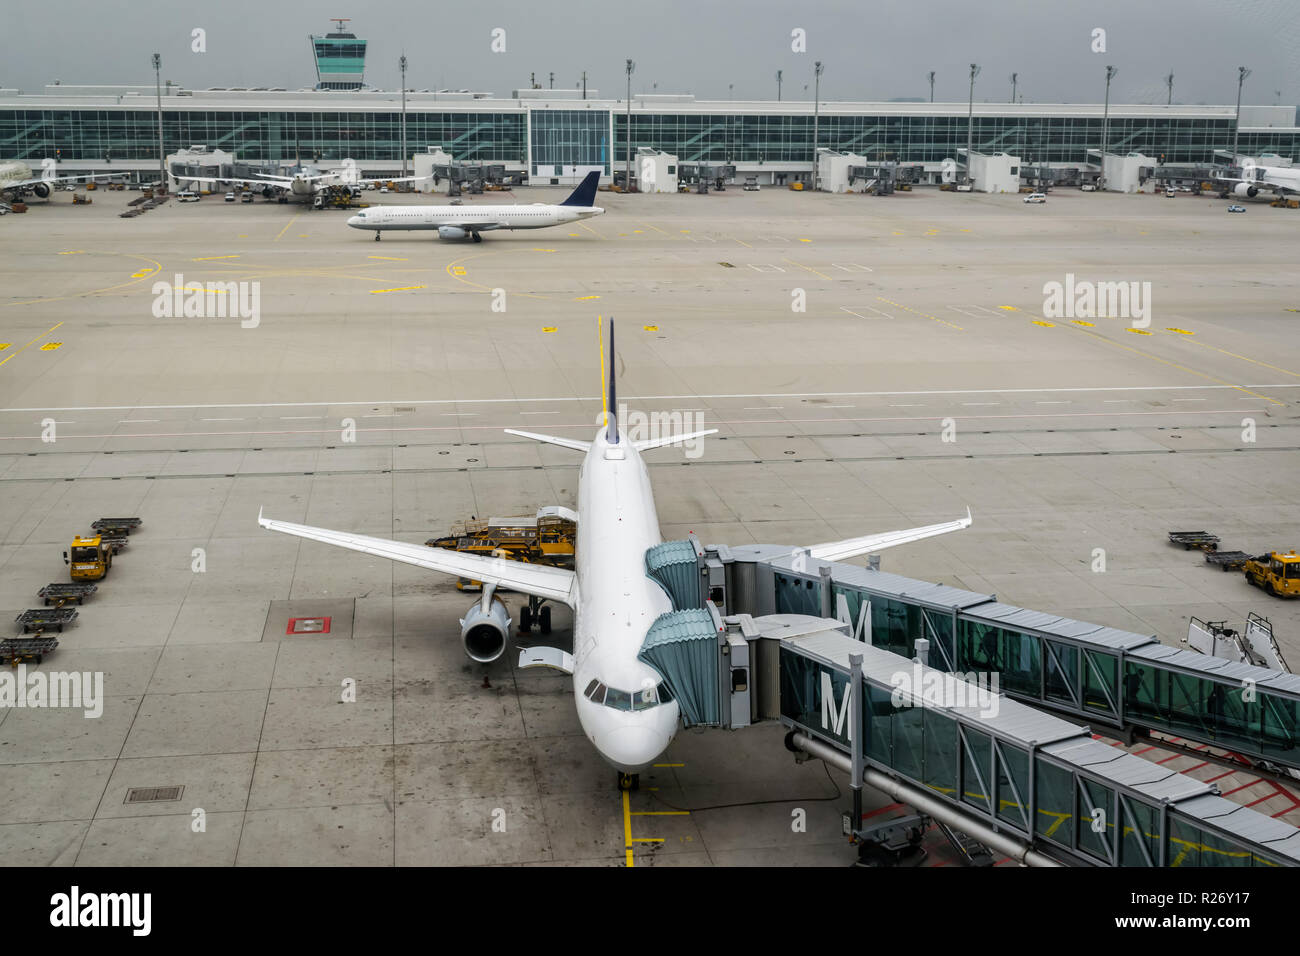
[347,170,604,241]
[257,319,972,788]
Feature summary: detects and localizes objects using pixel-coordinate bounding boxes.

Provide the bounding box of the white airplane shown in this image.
[1217,161,1300,198]
[257,319,972,788]
[347,170,604,241]
[0,159,105,202]
[181,160,427,203]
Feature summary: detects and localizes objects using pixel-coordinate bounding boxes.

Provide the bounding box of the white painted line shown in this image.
[280,415,323,420]
[5,384,1295,414]
[119,419,160,423]
[961,403,1001,407]
[967,305,1000,315]
[948,306,978,318]
[200,418,242,422]
[1172,398,1206,402]
[841,305,892,319]
[824,405,855,409]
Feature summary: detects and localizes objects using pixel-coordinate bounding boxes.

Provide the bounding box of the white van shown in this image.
[177,190,200,202]
[1023,193,1047,203]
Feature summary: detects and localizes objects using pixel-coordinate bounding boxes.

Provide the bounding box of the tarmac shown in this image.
[1,181,1297,865]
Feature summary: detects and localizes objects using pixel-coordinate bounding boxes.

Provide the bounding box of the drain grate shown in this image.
[125,786,184,804]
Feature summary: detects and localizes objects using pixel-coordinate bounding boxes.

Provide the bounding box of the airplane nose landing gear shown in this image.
[617,772,640,792]
[374,232,381,241]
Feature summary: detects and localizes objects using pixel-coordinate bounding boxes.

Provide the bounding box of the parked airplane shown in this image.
[0,159,104,202]
[181,160,426,203]
[347,170,604,241]
[258,319,972,788]
[1216,161,1300,198]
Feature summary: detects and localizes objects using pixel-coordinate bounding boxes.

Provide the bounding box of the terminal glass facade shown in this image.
[529,109,611,174]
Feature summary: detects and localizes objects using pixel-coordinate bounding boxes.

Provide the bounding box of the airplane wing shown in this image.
[4,172,106,188]
[181,174,294,188]
[797,508,973,562]
[257,509,577,606]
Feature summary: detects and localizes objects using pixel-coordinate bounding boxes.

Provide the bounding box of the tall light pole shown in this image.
[776,69,783,102]
[1101,65,1117,188]
[1009,72,1018,104]
[581,70,587,100]
[928,71,935,103]
[1165,70,1174,105]
[399,55,408,180]
[153,53,165,189]
[1233,65,1251,162]
[965,63,980,183]
[625,59,635,190]
[812,60,823,188]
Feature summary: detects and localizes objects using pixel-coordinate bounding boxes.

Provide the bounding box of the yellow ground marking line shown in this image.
[568,233,580,237]
[575,294,600,301]
[1071,320,1095,327]
[642,222,672,236]
[6,253,163,309]
[643,325,659,331]
[532,248,557,252]
[1127,328,1153,335]
[0,322,64,368]
[577,220,605,239]
[783,258,834,281]
[1165,327,1193,335]
[633,229,644,234]
[129,269,154,278]
[367,255,408,261]
[443,251,552,299]
[630,811,689,816]
[1026,309,1286,407]
[732,237,752,248]
[1032,320,1055,327]
[630,838,665,843]
[58,250,85,255]
[876,296,965,331]
[653,763,684,768]
[798,237,812,243]
[542,326,557,332]
[623,790,634,867]
[0,344,9,350]
[40,342,62,350]
[192,255,240,261]
[452,266,467,275]
[1175,335,1300,380]
[273,215,300,241]
[369,285,427,294]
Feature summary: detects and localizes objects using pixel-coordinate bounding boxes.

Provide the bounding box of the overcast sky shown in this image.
[6,0,1297,106]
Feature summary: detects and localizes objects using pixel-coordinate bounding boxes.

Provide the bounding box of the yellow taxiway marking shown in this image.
[783,258,833,280]
[798,237,812,242]
[623,790,634,868]
[630,838,665,843]
[643,325,659,331]
[0,322,64,368]
[568,233,580,237]
[877,296,964,331]
[130,270,154,278]
[633,229,644,234]
[237,234,249,238]
[40,342,62,350]
[7,254,163,310]
[452,266,467,275]
[679,229,691,234]
[998,305,1018,311]
[58,250,85,255]
[369,285,427,294]
[273,215,300,241]
[367,255,408,261]
[0,344,9,350]
[1178,336,1300,380]
[733,237,753,248]
[542,326,557,332]
[576,221,604,239]
[1127,328,1153,335]
[1165,327,1193,335]
[1071,320,1095,327]
[532,248,557,252]
[1032,320,1055,327]
[297,233,309,238]
[653,763,684,768]
[575,295,600,301]
[193,255,240,261]
[642,222,672,236]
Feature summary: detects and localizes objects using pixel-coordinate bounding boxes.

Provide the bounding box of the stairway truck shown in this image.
[1244,551,1300,598]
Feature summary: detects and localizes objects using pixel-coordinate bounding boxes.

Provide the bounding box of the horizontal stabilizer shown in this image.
[803,508,972,563]
[503,429,591,452]
[632,428,719,452]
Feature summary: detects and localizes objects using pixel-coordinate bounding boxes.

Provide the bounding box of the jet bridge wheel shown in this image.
[618,772,640,792]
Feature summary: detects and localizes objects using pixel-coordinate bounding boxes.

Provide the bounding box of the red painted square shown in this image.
[287,617,331,635]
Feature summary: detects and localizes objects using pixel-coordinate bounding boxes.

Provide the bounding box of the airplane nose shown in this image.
[346,216,361,227]
[602,724,671,773]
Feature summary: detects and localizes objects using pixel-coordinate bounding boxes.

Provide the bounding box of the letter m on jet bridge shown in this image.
[820,671,853,740]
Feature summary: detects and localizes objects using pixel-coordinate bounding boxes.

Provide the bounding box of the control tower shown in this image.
[310,18,367,91]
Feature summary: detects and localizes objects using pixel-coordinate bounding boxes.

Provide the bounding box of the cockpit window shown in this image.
[586,681,607,704]
[632,687,658,711]
[584,678,600,698]
[604,687,633,712]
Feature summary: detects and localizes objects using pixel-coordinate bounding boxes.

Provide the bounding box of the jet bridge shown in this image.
[638,538,1300,865]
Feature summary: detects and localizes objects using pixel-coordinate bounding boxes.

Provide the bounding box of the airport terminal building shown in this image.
[1,84,1297,185]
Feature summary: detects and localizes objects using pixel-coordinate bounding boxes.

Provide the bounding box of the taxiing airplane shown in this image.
[258,319,972,788]
[347,170,604,241]
[1216,161,1300,198]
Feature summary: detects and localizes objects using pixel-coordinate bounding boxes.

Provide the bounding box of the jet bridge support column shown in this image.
[849,653,864,834]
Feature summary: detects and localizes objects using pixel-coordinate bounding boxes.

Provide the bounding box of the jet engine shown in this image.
[438,225,468,240]
[460,597,512,663]
[32,182,50,198]
[1233,182,1258,198]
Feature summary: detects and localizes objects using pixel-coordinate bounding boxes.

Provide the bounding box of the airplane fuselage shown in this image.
[569,427,680,772]
[346,202,602,234]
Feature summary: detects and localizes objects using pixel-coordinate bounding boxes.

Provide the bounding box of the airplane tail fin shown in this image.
[600,316,618,444]
[560,171,601,207]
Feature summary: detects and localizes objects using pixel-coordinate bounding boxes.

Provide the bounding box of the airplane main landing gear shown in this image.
[520,596,552,635]
[618,772,640,792]
[472,232,482,243]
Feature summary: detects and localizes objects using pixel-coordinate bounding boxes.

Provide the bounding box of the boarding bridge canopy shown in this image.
[780,623,1300,867]
[638,608,723,727]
